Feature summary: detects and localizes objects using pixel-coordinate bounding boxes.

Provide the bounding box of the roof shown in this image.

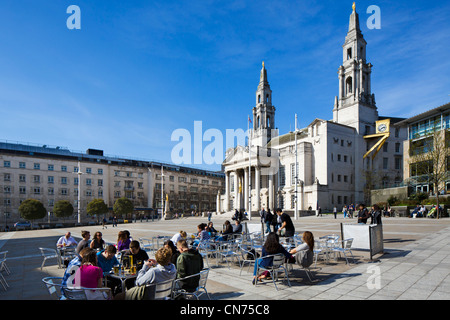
[395,102,450,126]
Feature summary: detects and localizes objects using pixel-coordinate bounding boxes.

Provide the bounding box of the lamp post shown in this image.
[75,161,84,224]
[161,165,165,220]
[294,114,299,220]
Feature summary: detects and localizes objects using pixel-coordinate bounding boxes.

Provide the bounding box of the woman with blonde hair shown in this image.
[171,230,187,246]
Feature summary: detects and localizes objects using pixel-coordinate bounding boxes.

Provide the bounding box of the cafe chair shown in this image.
[255,253,291,291]
[332,238,355,265]
[0,251,11,275]
[139,238,154,253]
[42,277,64,299]
[39,247,62,270]
[62,286,112,300]
[143,278,175,300]
[172,268,210,300]
[238,243,258,275]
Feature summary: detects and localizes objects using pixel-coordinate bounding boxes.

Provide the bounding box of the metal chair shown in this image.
[332,238,355,264]
[238,243,258,275]
[39,247,62,270]
[42,277,64,299]
[0,251,11,275]
[139,238,154,253]
[172,268,211,300]
[143,278,175,300]
[62,286,112,300]
[255,253,291,291]
[313,239,330,267]
[197,241,218,268]
[217,241,241,269]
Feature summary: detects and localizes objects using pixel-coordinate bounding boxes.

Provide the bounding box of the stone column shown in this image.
[225,171,230,212]
[268,174,274,211]
[244,167,249,212]
[255,166,260,211]
[234,171,239,211]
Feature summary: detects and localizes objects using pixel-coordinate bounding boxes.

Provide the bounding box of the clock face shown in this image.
[378,124,387,132]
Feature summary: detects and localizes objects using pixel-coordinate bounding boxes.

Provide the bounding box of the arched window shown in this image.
[346,77,353,95]
[266,94,269,103]
[257,116,260,128]
[267,116,271,128]
[258,95,261,103]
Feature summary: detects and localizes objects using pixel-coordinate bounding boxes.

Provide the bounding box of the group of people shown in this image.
[252,231,314,284]
[260,208,296,237]
[58,227,206,300]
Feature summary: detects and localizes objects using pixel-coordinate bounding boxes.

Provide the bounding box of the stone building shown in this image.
[0,141,224,225]
[219,5,408,217]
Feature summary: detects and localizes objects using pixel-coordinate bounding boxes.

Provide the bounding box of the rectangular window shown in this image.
[98,179,103,186]
[48,187,54,195]
[383,158,389,170]
[48,176,54,184]
[98,168,103,175]
[33,187,41,194]
[3,161,11,167]
[61,188,68,195]
[86,168,92,174]
[34,175,40,183]
[19,162,26,169]
[61,165,67,172]
[86,178,92,186]
[34,163,40,170]
[48,164,54,171]
[4,173,11,182]
[19,174,26,182]
[395,143,401,153]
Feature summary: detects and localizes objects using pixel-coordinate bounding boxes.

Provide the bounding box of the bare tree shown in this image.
[409,128,449,219]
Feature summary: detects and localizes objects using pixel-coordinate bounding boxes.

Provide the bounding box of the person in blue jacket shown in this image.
[252,232,292,284]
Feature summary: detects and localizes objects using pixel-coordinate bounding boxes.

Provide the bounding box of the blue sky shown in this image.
[0,0,449,171]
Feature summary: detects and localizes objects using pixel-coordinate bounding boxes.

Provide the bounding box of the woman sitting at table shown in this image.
[164,239,180,265]
[252,232,292,284]
[192,223,210,248]
[90,231,105,251]
[215,220,233,241]
[117,231,131,251]
[74,249,102,287]
[289,231,315,268]
[114,247,177,300]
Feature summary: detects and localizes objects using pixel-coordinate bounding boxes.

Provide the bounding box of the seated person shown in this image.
[121,240,149,271]
[289,231,314,268]
[97,245,119,274]
[90,232,106,251]
[61,247,91,298]
[76,231,91,254]
[176,240,204,292]
[57,232,78,248]
[232,220,243,234]
[215,220,233,241]
[252,232,292,284]
[114,247,176,300]
[164,240,180,265]
[192,223,210,248]
[171,231,187,246]
[206,222,218,237]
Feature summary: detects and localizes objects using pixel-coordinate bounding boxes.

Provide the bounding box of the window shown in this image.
[395,157,402,170]
[61,188,68,196]
[290,163,297,186]
[61,165,67,172]
[3,161,11,167]
[395,143,401,153]
[98,189,103,197]
[48,200,54,207]
[383,142,388,152]
[74,178,79,185]
[34,175,40,183]
[33,187,41,195]
[86,178,92,186]
[98,179,103,186]
[86,168,92,174]
[383,158,388,170]
[85,190,92,196]
[34,163,40,170]
[48,176,54,184]
[98,168,103,175]
[19,162,26,169]
[48,188,54,195]
[19,174,26,182]
[4,173,11,182]
[114,170,120,176]
[347,47,352,60]
[48,164,54,171]
[61,177,67,184]
[169,176,175,182]
[138,182,143,189]
[4,186,11,194]
[19,186,26,194]
[346,77,353,94]
[279,166,286,187]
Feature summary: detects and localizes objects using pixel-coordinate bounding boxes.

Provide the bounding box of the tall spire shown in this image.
[348,2,361,33]
[259,61,268,85]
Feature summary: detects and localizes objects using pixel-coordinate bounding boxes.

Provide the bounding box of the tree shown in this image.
[18,199,47,226]
[113,197,134,219]
[87,199,109,218]
[409,128,449,219]
[53,200,74,220]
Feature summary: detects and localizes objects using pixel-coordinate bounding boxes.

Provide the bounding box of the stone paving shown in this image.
[1,214,449,301]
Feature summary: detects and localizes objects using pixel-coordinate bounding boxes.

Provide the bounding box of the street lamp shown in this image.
[75,161,84,224]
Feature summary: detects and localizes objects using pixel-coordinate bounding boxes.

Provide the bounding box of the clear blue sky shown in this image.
[0,0,449,171]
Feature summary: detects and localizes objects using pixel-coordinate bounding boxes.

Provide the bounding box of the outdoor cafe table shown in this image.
[106,270,137,293]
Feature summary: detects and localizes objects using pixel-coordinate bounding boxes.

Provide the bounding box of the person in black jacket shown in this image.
[370,204,382,225]
[357,204,370,224]
[176,240,204,292]
[264,209,273,233]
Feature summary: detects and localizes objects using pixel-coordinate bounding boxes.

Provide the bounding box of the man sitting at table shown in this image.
[232,219,243,234]
[97,245,120,274]
[176,239,204,293]
[56,232,78,248]
[121,240,149,271]
[114,247,176,300]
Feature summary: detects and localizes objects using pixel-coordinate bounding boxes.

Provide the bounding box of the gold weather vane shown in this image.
[352,2,356,12]
[262,61,265,68]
